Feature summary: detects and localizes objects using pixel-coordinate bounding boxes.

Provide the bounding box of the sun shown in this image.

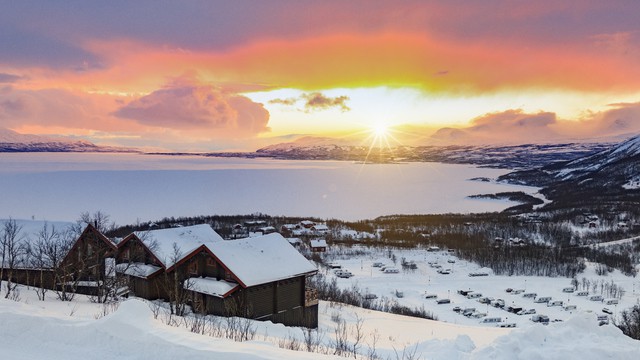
[372,122,389,137]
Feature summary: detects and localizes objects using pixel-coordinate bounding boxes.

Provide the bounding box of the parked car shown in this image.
[334,269,353,278]
[531,314,549,324]
[517,309,536,315]
[602,308,613,315]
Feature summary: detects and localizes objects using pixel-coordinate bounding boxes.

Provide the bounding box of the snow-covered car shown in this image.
[602,307,613,315]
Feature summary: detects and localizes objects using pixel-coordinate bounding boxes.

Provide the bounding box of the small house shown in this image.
[310,239,327,252]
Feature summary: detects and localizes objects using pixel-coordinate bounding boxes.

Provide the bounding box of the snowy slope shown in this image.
[0,288,638,359]
[552,135,640,181]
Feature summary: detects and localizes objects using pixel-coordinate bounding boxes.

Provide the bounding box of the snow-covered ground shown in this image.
[1,280,638,360]
[320,248,640,329]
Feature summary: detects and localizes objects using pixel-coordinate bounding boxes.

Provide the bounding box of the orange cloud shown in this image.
[49,31,638,96]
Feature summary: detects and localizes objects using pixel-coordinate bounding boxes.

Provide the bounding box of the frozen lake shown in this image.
[0,153,539,225]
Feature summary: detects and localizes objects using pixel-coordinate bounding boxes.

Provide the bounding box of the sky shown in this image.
[2,1,640,151]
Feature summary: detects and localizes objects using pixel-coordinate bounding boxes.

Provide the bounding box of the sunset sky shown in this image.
[2,1,640,151]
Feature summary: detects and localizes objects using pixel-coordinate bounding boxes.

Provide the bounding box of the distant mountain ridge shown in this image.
[0,128,137,153]
[254,136,611,169]
[498,134,640,210]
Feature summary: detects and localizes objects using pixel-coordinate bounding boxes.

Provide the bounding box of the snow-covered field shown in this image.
[1,278,638,360]
[321,247,640,329]
[0,153,539,224]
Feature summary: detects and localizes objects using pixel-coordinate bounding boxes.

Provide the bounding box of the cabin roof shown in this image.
[186,277,239,298]
[115,262,162,279]
[134,224,224,268]
[207,233,317,287]
[310,239,327,247]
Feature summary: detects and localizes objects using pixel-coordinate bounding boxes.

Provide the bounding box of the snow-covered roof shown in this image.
[287,237,302,245]
[134,224,223,268]
[207,233,317,287]
[187,277,239,298]
[115,262,162,279]
[310,239,327,248]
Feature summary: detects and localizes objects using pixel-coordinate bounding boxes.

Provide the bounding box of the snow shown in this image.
[187,277,239,297]
[590,235,640,249]
[310,239,327,248]
[135,224,223,268]
[0,282,638,359]
[207,233,317,287]
[116,262,162,278]
[320,248,640,329]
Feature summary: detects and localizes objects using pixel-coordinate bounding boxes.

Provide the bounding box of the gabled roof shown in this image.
[207,233,317,287]
[132,224,224,268]
[60,224,117,266]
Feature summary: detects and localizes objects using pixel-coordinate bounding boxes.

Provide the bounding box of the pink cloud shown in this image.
[113,80,269,137]
[431,110,561,144]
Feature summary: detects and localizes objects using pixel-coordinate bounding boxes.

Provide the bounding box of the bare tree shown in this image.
[351,314,365,358]
[1,219,27,299]
[27,222,62,300]
[52,227,81,301]
[78,211,115,234]
[159,243,192,316]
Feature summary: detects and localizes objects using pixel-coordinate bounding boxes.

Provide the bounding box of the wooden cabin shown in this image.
[116,225,319,327]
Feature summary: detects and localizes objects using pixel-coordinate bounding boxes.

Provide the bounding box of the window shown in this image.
[225,271,234,282]
[122,248,130,261]
[206,258,216,268]
[188,261,198,275]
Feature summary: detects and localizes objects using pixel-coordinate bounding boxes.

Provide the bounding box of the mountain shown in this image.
[0,128,137,153]
[255,136,610,168]
[499,135,640,210]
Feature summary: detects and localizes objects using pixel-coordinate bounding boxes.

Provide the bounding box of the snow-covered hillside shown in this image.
[0,284,638,360]
[0,127,136,153]
[552,135,640,182]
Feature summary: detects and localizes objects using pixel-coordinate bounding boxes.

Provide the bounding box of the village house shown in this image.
[310,239,327,252]
[116,224,319,327]
[2,222,319,327]
[1,223,119,297]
